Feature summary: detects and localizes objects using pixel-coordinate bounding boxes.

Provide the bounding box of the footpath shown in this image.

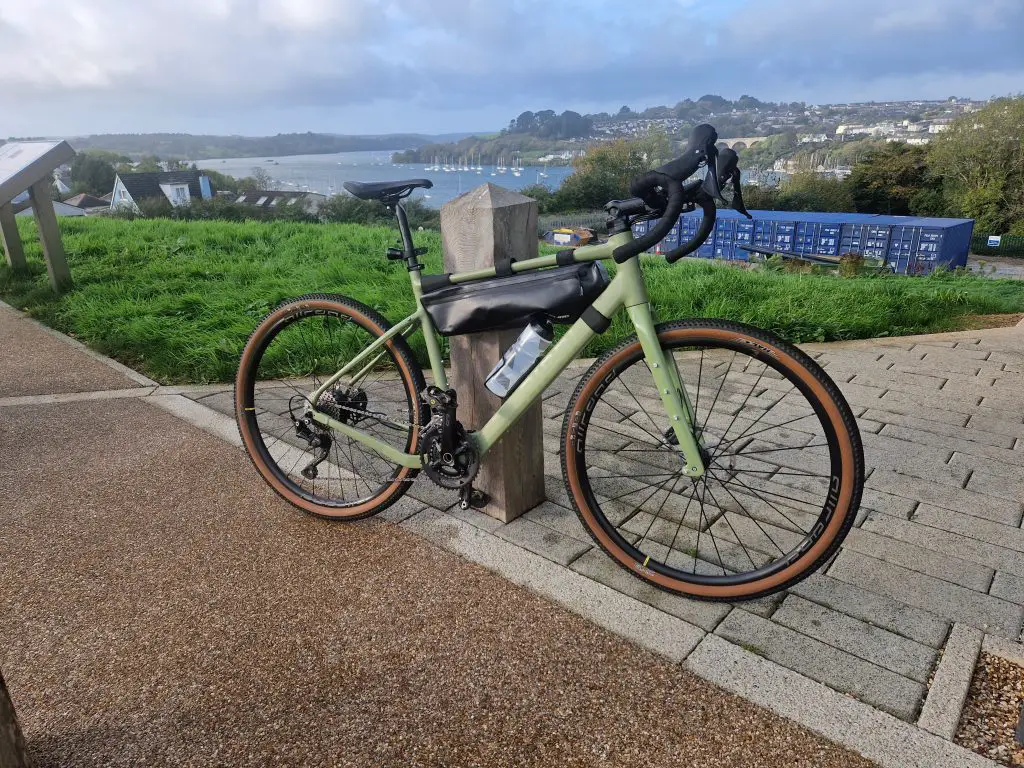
[4,300,1020,766]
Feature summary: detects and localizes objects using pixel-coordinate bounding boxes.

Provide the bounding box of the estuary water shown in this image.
[198,150,575,208]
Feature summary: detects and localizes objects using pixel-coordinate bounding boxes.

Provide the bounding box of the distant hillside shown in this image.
[65,132,478,160]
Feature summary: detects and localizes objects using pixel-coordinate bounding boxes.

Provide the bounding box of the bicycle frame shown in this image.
[306,229,708,479]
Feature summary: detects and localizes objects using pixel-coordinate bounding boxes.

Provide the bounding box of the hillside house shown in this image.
[232,190,325,213]
[63,192,109,212]
[110,170,213,211]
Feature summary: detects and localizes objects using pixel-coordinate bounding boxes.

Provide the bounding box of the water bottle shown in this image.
[485,321,554,398]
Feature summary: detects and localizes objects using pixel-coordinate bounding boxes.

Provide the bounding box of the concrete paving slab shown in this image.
[913,505,1024,553]
[828,550,1023,638]
[917,624,983,740]
[866,469,1022,527]
[687,636,994,768]
[789,573,951,648]
[773,595,939,683]
[862,513,1024,577]
[494,516,592,565]
[843,528,995,592]
[569,548,731,632]
[714,609,925,720]
[989,571,1024,605]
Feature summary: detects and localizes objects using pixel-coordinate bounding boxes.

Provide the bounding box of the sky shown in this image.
[2,0,1022,138]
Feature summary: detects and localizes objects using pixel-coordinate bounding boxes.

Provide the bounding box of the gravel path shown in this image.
[0,397,874,767]
[0,304,141,396]
[957,652,1024,766]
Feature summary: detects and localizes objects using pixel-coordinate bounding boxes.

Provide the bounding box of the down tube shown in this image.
[471,316,598,454]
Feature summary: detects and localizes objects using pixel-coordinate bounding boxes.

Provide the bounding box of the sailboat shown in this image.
[497,156,507,174]
[512,156,522,177]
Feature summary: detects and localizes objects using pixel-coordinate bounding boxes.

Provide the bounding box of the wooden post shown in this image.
[441,184,545,523]
[0,202,26,274]
[28,181,71,292]
[0,669,32,768]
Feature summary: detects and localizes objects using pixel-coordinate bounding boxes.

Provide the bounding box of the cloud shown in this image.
[1,0,1021,135]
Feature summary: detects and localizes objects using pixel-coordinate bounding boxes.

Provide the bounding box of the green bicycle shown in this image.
[235,124,864,602]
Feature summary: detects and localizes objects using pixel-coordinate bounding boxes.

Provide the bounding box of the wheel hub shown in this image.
[317,387,368,424]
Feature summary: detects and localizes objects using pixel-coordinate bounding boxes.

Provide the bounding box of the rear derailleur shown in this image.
[293,411,332,480]
[419,386,489,510]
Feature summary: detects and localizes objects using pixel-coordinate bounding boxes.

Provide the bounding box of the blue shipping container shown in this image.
[675,210,974,275]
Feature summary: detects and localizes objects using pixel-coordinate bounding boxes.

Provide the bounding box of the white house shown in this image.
[110,170,213,211]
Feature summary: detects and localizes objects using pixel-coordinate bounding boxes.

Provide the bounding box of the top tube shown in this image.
[445,231,635,285]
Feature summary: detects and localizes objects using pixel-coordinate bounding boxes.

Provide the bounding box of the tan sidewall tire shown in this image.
[235,295,424,521]
[562,320,862,601]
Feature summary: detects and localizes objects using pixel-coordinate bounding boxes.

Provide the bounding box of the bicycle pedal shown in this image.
[458,486,490,511]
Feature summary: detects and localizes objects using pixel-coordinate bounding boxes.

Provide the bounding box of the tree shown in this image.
[247,167,273,191]
[70,154,116,195]
[928,96,1024,234]
[697,94,729,111]
[617,105,632,117]
[513,111,536,133]
[847,143,930,215]
[134,156,163,173]
[546,130,671,211]
[776,172,854,212]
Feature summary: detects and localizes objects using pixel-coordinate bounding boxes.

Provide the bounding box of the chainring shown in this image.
[419,422,479,489]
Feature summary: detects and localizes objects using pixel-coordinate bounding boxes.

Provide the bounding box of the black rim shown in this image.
[241,306,417,509]
[573,333,846,588]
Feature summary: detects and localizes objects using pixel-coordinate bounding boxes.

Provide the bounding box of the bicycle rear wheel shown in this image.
[561,319,863,602]
[235,293,427,520]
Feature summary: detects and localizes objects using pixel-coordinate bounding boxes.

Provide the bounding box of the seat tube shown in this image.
[624,298,706,480]
[409,270,448,389]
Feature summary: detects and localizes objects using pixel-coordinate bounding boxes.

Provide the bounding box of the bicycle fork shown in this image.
[625,303,707,480]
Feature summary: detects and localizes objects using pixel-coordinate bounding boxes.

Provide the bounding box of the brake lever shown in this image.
[701,150,729,205]
[728,169,752,219]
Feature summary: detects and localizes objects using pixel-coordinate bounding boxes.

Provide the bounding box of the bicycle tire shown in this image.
[560,318,864,602]
[235,293,427,520]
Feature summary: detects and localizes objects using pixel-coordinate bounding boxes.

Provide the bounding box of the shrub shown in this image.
[317,196,439,229]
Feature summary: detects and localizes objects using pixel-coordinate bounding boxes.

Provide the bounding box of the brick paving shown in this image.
[180,322,1024,726]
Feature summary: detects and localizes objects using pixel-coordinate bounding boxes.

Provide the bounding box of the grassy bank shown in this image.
[3,217,1024,384]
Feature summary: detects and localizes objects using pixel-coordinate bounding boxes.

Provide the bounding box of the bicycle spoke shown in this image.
[708,490,761,571]
[719,442,830,458]
[700,350,737,437]
[246,306,416,510]
[715,359,769,451]
[570,327,858,595]
[709,465,818,532]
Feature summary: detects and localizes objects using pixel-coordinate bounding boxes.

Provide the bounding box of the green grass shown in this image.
[4,217,1024,384]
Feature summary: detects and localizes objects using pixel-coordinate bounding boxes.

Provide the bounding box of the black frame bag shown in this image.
[421,262,609,337]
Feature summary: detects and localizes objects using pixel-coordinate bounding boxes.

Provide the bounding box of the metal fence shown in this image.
[971,234,1024,258]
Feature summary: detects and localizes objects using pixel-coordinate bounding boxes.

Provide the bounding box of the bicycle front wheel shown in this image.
[561,319,863,602]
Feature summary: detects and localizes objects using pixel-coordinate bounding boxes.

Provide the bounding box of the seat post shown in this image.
[389,201,424,271]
